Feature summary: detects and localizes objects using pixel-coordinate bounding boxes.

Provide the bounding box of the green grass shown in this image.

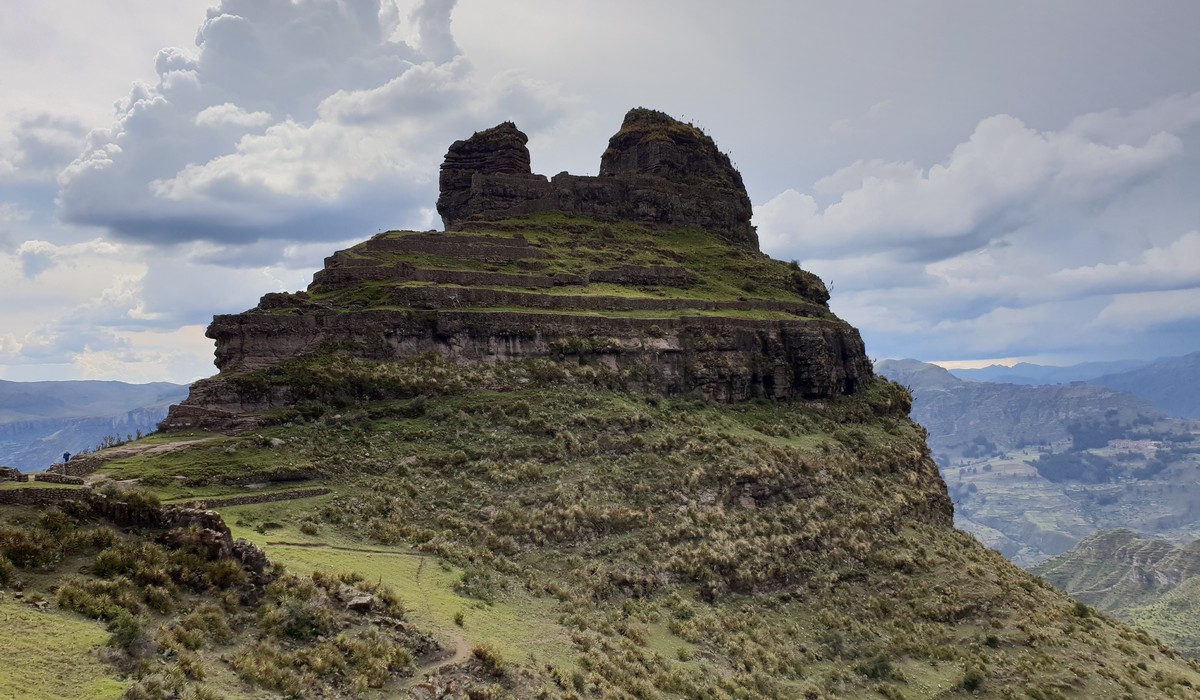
[97,432,315,487]
[0,480,83,490]
[310,214,829,309]
[374,305,814,321]
[218,498,577,668]
[0,598,124,699]
[14,374,1200,697]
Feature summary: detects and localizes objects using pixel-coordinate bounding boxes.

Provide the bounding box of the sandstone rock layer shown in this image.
[164,110,872,431]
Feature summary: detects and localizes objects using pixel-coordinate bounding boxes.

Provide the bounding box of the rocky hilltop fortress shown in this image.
[164,109,872,431]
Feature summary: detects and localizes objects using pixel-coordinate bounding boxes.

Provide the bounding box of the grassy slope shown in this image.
[73,375,1200,698]
[1034,530,1200,656]
[13,215,1200,697]
[306,214,830,311]
[0,596,124,699]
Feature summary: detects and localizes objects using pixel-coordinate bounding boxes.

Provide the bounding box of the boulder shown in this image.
[347,594,376,613]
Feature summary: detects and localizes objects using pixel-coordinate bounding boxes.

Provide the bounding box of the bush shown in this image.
[0,556,15,586]
[855,655,893,680]
[961,665,985,691]
[56,577,143,620]
[180,604,234,645]
[0,528,61,568]
[454,566,506,604]
[472,644,506,676]
[107,608,144,650]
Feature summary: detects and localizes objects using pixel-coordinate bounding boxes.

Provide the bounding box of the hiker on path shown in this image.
[62,451,71,463]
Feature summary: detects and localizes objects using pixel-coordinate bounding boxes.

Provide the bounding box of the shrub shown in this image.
[455,566,506,604]
[472,644,506,676]
[56,577,143,620]
[180,604,234,645]
[107,608,144,650]
[143,585,175,614]
[39,508,75,539]
[0,556,15,586]
[855,655,893,680]
[0,528,61,568]
[961,665,985,691]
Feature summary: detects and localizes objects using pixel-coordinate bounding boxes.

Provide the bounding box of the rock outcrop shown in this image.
[163,109,872,431]
[437,108,758,248]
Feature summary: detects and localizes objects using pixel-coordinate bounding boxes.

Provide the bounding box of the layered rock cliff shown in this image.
[163,109,870,431]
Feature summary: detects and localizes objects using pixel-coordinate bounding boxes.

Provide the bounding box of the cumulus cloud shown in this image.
[0,113,88,182]
[757,95,1200,263]
[194,103,273,128]
[0,238,146,366]
[57,0,567,255]
[760,93,1200,363]
[0,235,309,379]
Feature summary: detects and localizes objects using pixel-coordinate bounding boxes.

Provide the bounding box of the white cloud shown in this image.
[194,103,273,128]
[0,113,88,183]
[0,203,32,222]
[753,92,1200,364]
[56,0,568,254]
[1090,288,1200,333]
[757,101,1196,263]
[0,235,292,379]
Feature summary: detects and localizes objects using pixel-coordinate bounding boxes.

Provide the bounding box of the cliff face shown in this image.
[164,109,870,431]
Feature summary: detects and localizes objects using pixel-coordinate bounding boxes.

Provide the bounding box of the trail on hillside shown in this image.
[266,541,421,555]
[264,542,472,676]
[404,553,471,687]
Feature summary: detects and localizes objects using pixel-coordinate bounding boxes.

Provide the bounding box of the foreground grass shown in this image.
[0,597,123,700]
[96,374,1200,697]
[28,371,1200,698]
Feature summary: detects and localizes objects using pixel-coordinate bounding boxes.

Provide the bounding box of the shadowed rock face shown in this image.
[437,122,540,229]
[436,108,759,248]
[599,108,747,192]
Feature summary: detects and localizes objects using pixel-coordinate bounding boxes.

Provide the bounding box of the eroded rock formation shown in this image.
[437,108,758,248]
[163,109,872,432]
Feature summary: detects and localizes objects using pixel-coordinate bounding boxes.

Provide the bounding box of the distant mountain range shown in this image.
[947,352,1200,418]
[876,358,1158,461]
[876,357,1200,568]
[949,360,1149,385]
[1033,530,1200,656]
[0,380,188,472]
[1090,352,1200,419]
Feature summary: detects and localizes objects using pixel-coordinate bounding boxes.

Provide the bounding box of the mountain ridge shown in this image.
[5,109,1199,698]
[0,379,188,471]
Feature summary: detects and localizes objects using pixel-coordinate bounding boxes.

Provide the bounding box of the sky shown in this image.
[2,0,1199,383]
